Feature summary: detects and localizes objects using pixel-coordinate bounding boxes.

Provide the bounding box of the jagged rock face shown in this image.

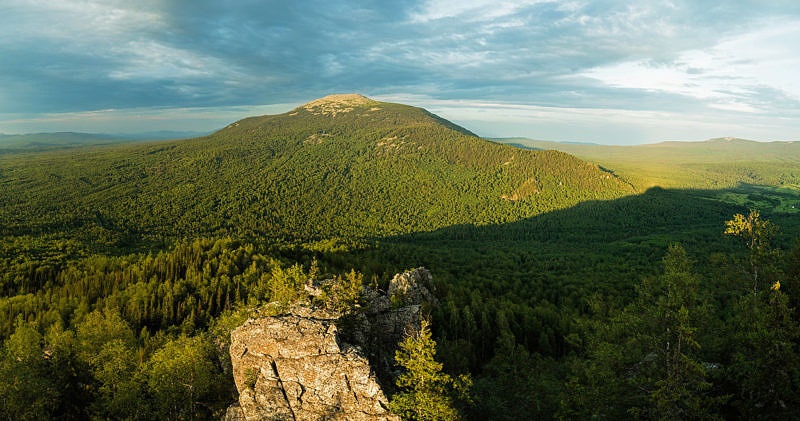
[362,267,436,348]
[386,267,437,307]
[227,267,437,420]
[346,267,438,395]
[229,313,399,421]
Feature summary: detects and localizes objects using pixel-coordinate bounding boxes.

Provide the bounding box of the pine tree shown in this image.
[561,245,723,419]
[389,320,470,421]
[726,214,800,418]
[628,245,723,419]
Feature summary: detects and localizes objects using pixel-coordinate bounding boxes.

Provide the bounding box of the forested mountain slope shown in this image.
[0,94,632,251]
[500,137,800,190]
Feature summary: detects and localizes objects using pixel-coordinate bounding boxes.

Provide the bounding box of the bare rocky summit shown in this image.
[300,94,378,117]
[226,267,436,421]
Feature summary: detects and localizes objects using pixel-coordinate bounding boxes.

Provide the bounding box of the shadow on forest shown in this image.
[384,185,799,246]
[330,185,800,304]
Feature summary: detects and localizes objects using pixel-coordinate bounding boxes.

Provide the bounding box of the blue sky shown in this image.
[1,0,799,144]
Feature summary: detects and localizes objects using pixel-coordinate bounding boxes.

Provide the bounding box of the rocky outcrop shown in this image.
[227,267,436,421]
[386,267,437,307]
[357,268,437,378]
[229,312,397,420]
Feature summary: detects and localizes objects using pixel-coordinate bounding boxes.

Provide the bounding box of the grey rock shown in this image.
[223,403,246,421]
[226,267,438,421]
[229,315,398,421]
[385,267,437,307]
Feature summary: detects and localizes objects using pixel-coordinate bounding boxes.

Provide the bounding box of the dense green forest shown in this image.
[2,95,800,419]
[0,95,631,249]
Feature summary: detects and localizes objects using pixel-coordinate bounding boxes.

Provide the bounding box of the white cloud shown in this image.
[0,0,164,44]
[708,102,762,114]
[108,41,231,81]
[0,0,233,85]
[581,20,800,114]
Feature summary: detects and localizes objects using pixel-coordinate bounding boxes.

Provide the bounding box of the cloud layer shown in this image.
[1,0,799,143]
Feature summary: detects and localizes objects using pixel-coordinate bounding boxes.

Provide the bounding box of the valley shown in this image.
[499,136,800,192]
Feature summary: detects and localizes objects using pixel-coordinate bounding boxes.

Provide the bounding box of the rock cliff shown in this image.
[226,267,435,421]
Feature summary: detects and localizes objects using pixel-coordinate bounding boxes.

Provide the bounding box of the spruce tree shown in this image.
[389,320,470,421]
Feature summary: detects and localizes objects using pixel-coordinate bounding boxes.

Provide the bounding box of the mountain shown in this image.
[498,137,800,189]
[0,94,632,248]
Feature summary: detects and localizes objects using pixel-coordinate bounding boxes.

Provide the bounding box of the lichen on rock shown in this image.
[226,267,437,421]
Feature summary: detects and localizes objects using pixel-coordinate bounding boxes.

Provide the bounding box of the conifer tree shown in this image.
[725,210,779,295]
[627,244,722,419]
[389,320,470,421]
[725,215,800,417]
[562,245,723,419]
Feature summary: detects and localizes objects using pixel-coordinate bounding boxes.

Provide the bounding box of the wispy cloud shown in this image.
[375,94,800,144]
[582,20,800,115]
[0,0,799,142]
[409,0,551,23]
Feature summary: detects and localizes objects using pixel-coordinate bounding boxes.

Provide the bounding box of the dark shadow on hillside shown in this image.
[326,185,800,303]
[377,184,800,246]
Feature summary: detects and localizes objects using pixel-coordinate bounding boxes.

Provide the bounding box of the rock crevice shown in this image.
[227,267,435,421]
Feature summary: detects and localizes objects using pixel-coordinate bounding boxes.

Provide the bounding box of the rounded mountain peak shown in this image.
[706,137,752,143]
[304,93,376,107]
[297,94,380,117]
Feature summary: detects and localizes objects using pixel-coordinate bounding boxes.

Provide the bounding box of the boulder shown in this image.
[223,403,245,421]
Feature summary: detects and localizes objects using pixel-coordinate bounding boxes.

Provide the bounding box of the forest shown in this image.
[2,96,800,419]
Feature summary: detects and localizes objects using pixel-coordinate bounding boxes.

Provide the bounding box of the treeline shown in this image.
[0,238,316,338]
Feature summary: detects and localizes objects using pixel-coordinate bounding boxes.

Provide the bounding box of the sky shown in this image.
[1,0,799,144]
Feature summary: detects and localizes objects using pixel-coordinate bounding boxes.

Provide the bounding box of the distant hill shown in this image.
[0,94,632,247]
[114,130,212,140]
[498,137,800,190]
[0,131,210,153]
[0,132,129,151]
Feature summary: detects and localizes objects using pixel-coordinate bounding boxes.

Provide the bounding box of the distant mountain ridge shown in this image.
[0,131,210,152]
[497,137,800,189]
[116,130,211,140]
[0,132,127,149]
